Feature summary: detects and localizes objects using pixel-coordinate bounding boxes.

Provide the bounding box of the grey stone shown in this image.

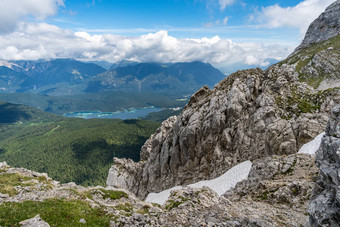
[19,215,50,227]
[79,218,86,224]
[294,0,340,52]
[308,105,340,226]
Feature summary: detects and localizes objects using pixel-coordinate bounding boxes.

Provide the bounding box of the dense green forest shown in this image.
[140,109,182,122]
[0,102,159,186]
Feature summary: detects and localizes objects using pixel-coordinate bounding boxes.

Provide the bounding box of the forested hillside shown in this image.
[0,102,159,186]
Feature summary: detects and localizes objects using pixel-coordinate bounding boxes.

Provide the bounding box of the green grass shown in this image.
[115,203,133,213]
[91,189,128,200]
[165,196,190,210]
[280,34,340,89]
[275,87,340,119]
[0,173,36,196]
[0,199,112,226]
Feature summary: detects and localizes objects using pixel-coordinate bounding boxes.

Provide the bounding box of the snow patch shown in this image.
[0,60,20,69]
[145,160,252,205]
[298,132,325,155]
[72,69,81,75]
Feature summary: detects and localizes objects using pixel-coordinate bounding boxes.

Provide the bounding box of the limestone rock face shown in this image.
[295,0,340,51]
[107,65,339,199]
[308,105,340,226]
[222,153,318,227]
[286,0,340,90]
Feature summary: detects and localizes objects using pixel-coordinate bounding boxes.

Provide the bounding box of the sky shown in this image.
[0,0,336,72]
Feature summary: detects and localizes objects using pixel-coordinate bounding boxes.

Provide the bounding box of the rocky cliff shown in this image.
[308,105,340,226]
[295,0,340,51]
[107,65,339,199]
[288,0,340,90]
[106,1,340,199]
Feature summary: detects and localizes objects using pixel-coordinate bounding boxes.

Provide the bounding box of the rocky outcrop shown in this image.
[222,153,318,226]
[107,64,339,199]
[107,1,340,199]
[287,0,340,90]
[142,153,316,227]
[295,0,340,51]
[0,155,317,226]
[308,105,340,226]
[285,33,340,90]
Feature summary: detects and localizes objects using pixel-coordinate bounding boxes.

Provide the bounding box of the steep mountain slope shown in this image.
[283,34,340,89]
[85,61,224,94]
[107,1,340,199]
[294,0,340,52]
[0,101,61,124]
[286,0,340,90]
[0,67,27,93]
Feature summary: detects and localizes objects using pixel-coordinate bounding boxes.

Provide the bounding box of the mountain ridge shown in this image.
[294,0,340,53]
[0,59,224,96]
[85,61,224,94]
[106,1,340,201]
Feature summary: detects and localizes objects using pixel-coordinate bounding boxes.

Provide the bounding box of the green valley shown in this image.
[0,101,160,186]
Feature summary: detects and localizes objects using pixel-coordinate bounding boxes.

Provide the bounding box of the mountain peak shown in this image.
[294,0,340,52]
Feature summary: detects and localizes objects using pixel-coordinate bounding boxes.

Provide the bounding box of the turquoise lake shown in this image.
[63,106,162,119]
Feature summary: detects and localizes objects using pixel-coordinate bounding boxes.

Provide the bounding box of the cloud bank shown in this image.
[256,0,336,34]
[0,23,291,69]
[0,0,64,34]
[1,0,333,71]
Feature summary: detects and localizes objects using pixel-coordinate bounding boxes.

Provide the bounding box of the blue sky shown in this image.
[53,0,302,42]
[0,0,336,72]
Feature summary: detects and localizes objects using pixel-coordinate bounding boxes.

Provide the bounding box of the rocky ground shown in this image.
[0,152,318,226]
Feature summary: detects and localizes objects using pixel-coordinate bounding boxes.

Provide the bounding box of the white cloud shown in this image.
[219,0,235,10]
[0,22,291,71]
[223,16,229,25]
[0,0,64,34]
[245,55,259,65]
[256,0,336,34]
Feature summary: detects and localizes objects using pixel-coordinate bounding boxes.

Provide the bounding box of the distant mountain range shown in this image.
[0,59,225,96]
[86,61,225,94]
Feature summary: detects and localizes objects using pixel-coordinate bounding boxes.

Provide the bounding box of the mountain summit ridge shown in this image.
[294,0,340,53]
